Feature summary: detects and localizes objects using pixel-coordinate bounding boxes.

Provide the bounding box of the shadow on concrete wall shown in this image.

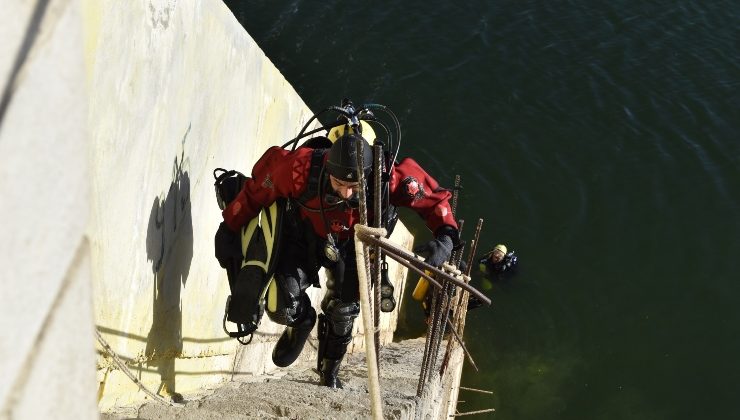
[145,148,193,402]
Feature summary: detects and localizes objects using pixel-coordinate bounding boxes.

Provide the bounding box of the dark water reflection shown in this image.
[224,0,739,418]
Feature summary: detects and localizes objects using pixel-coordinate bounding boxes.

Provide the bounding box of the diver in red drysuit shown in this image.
[218,133,458,388]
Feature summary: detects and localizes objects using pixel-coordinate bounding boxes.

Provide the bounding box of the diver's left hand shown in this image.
[415,233,454,268]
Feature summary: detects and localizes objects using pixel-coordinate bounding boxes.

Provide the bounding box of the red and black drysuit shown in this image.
[221,145,458,366]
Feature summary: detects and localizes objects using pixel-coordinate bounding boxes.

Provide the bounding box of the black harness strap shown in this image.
[297,148,328,204]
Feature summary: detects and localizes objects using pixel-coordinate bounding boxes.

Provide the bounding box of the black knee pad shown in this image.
[266,273,312,326]
[322,299,360,337]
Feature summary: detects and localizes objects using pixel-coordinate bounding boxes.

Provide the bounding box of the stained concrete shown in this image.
[102,339,428,420]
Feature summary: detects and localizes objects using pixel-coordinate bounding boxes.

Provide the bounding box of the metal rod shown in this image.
[417,282,438,396]
[445,316,478,372]
[354,135,382,419]
[385,247,445,290]
[372,143,382,367]
[355,133,369,226]
[458,387,493,395]
[428,282,451,385]
[355,232,491,305]
[354,233,383,419]
[446,218,485,380]
[451,174,461,217]
[95,330,180,407]
[450,408,496,417]
[464,219,484,278]
[451,219,465,268]
[429,290,450,376]
[431,174,460,385]
[441,218,484,376]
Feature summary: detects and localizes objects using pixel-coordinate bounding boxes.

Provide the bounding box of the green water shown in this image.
[224,1,740,418]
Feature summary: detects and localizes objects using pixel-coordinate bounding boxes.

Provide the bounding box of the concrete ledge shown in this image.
[102,337,467,420]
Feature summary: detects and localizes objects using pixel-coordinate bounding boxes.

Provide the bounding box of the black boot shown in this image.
[319,357,344,389]
[272,307,316,367]
[316,314,328,372]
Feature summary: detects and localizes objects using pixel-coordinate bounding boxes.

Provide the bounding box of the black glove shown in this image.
[415,228,457,268]
[467,295,483,311]
[214,221,241,268]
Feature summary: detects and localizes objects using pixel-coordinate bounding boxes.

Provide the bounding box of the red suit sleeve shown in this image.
[389,157,458,234]
[222,146,311,231]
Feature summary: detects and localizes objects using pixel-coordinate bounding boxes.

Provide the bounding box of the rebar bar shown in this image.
[354,138,382,420]
[372,143,382,367]
[355,233,490,304]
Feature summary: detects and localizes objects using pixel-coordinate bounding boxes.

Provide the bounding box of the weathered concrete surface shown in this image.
[100,338,468,420]
[0,0,97,419]
[102,339,431,420]
[86,0,318,408]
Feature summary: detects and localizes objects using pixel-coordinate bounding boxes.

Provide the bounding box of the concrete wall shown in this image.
[84,0,412,410]
[0,1,97,419]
